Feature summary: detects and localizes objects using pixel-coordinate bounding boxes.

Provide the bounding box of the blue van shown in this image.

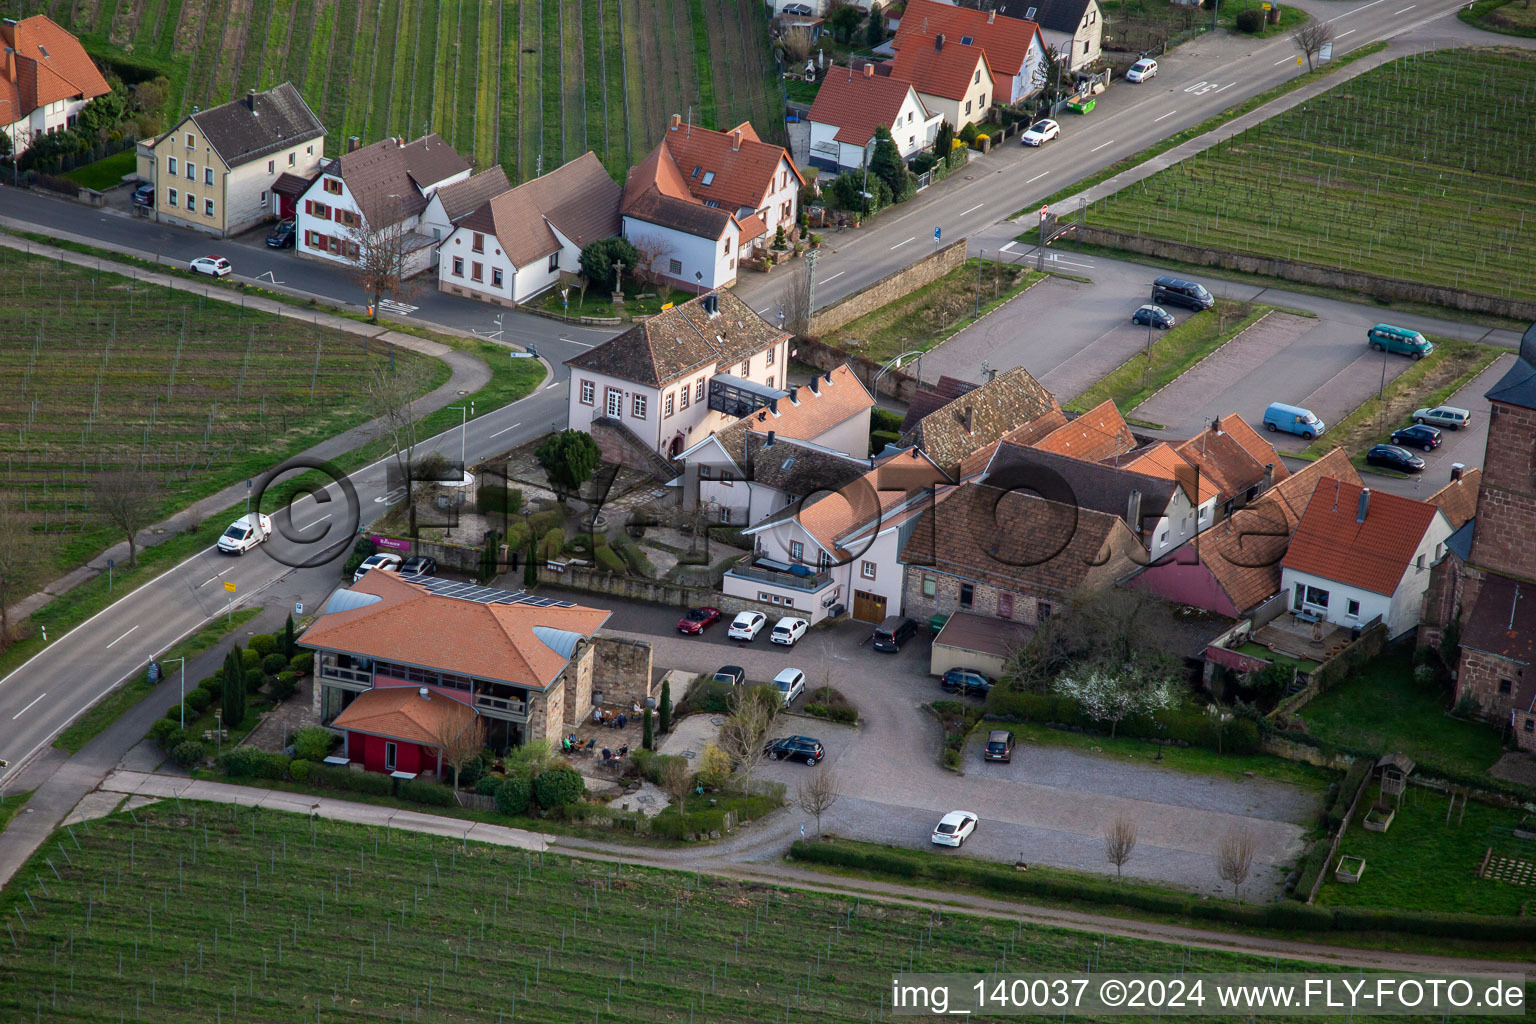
[1263,402,1325,439]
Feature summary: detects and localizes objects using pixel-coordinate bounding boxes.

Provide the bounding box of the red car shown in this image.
[677,607,721,634]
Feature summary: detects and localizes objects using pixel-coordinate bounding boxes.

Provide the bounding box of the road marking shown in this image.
[300,513,333,531]
[197,566,234,589]
[890,237,915,250]
[489,422,523,438]
[1153,109,1177,122]
[960,203,985,216]
[1335,28,1357,37]
[562,338,596,347]
[1026,172,1049,183]
[12,693,45,720]
[1212,82,1236,94]
[544,380,565,389]
[378,298,418,315]
[999,241,1020,255]
[105,625,139,649]
[756,306,772,313]
[821,271,845,284]
[1329,0,1386,19]
[1089,139,1116,153]
[1274,55,1295,65]
[1393,3,1414,10]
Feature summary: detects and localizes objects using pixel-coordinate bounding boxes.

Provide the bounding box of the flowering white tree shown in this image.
[1055,669,1178,738]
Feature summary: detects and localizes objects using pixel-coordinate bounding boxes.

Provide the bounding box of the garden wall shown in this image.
[1076,226,1536,321]
[805,240,968,338]
[592,635,655,708]
[540,565,783,620]
[793,337,920,403]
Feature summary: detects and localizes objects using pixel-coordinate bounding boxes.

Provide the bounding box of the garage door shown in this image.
[852,590,886,623]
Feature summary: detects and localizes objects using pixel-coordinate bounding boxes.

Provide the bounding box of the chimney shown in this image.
[731,128,743,151]
[962,404,974,434]
[1356,487,1371,523]
[1450,462,1465,481]
[1211,417,1224,436]
[863,62,875,78]
[247,88,256,111]
[418,686,431,701]
[1126,489,1143,535]
[824,370,835,385]
[788,386,799,404]
[1261,463,1274,492]
[347,135,361,153]
[766,430,776,447]
[669,113,682,131]
[808,375,820,394]
[769,398,779,415]
[935,32,945,50]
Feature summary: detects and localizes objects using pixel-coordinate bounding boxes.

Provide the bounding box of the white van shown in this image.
[217,513,273,555]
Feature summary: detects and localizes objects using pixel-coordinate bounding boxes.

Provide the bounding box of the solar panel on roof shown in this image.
[411,575,575,608]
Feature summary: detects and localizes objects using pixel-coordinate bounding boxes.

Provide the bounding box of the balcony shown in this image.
[474,691,528,720]
[725,555,832,593]
[318,655,372,690]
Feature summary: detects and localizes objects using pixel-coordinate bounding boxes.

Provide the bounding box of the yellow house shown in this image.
[889,32,995,130]
[143,82,326,237]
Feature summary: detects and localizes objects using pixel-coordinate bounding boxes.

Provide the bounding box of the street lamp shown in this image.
[156,656,188,728]
[449,403,475,467]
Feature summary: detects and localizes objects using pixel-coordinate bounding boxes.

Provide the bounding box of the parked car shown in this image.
[940,668,995,697]
[399,555,437,578]
[712,665,746,687]
[265,219,297,248]
[1367,323,1433,359]
[1125,58,1158,83]
[1263,402,1325,440]
[871,616,917,652]
[1413,406,1471,430]
[1152,275,1214,311]
[773,668,806,707]
[1020,119,1060,147]
[1389,424,1442,451]
[765,735,824,765]
[189,256,233,278]
[353,552,402,583]
[1131,304,1175,329]
[782,2,815,14]
[131,182,155,208]
[1366,444,1425,473]
[770,616,808,646]
[728,610,767,641]
[216,512,273,555]
[677,607,722,635]
[931,810,978,848]
[983,730,1015,763]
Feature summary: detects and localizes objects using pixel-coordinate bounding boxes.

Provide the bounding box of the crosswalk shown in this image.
[378,298,418,315]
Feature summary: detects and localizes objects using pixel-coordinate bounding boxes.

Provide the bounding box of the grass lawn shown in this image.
[1460,0,1536,36]
[62,150,138,191]
[1083,50,1536,301]
[0,802,1345,1021]
[1235,642,1320,674]
[0,791,33,833]
[52,607,264,754]
[824,259,1044,365]
[1066,300,1264,414]
[538,281,698,321]
[1297,651,1505,778]
[994,718,1338,792]
[1318,782,1534,915]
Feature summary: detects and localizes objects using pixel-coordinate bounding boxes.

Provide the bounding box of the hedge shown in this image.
[651,807,727,840]
[400,779,455,806]
[262,652,289,675]
[985,690,1260,754]
[218,747,268,778]
[289,651,314,676]
[292,727,334,761]
[534,766,586,808]
[198,675,223,698]
[477,484,524,516]
[248,634,278,658]
[806,703,858,725]
[308,764,395,796]
[594,545,627,573]
[289,759,313,782]
[495,776,531,815]
[538,527,565,563]
[184,689,213,713]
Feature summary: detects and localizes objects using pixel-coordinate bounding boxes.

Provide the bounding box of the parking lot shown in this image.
[592,596,1317,897]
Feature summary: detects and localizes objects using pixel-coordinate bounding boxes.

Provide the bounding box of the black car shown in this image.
[131,182,155,208]
[1389,424,1442,451]
[1152,275,1215,311]
[1365,444,1425,473]
[939,668,995,697]
[712,665,745,687]
[399,555,438,577]
[1131,304,1175,330]
[764,735,824,765]
[266,219,296,248]
[871,616,918,652]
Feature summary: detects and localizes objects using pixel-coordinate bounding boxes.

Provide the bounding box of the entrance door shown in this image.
[852,590,886,623]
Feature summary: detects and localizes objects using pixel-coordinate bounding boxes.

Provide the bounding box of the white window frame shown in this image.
[579,380,595,406]
[632,394,647,419]
[605,388,623,418]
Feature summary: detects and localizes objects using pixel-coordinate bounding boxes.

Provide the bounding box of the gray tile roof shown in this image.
[993,0,1093,35]
[984,441,1177,523]
[320,134,470,226]
[187,82,325,168]
[1485,355,1536,412]
[900,366,1059,472]
[742,435,870,495]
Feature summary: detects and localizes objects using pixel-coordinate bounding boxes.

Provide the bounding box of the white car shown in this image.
[189,256,233,277]
[1126,58,1158,83]
[932,810,979,848]
[770,616,808,646]
[728,610,767,641]
[1020,119,1060,147]
[353,552,402,583]
[217,512,273,555]
[773,668,806,707]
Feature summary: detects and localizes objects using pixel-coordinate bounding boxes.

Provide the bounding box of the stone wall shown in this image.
[566,642,595,728]
[793,336,920,403]
[527,681,565,744]
[1470,401,1536,580]
[592,635,654,709]
[539,564,782,621]
[1075,226,1536,322]
[901,569,1047,626]
[1454,647,1525,722]
[806,239,969,337]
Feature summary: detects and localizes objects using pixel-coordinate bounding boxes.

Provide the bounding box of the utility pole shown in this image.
[975,249,984,317]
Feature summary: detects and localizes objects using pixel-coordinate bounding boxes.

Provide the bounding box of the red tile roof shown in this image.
[1032,400,1136,462]
[709,363,875,465]
[1426,468,1481,531]
[0,16,111,120]
[656,120,802,215]
[1175,414,1287,502]
[894,0,1041,79]
[1282,478,1444,596]
[331,685,476,748]
[889,35,992,102]
[297,572,610,689]
[808,65,926,147]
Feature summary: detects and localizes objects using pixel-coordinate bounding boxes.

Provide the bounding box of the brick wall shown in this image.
[592,635,654,708]
[527,680,566,743]
[1454,647,1528,722]
[793,336,920,403]
[805,240,969,337]
[901,569,1045,626]
[1469,401,1536,580]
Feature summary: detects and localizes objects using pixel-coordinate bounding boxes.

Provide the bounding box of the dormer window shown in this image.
[701,171,715,186]
[1026,6,1037,17]
[961,35,973,45]
[692,165,702,177]
[703,199,719,208]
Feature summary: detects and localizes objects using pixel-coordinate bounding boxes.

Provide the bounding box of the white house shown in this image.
[893,0,1047,108]
[0,15,111,156]
[438,152,619,306]
[1281,479,1454,638]
[806,64,940,173]
[888,30,995,130]
[565,290,791,460]
[995,0,1103,71]
[418,165,512,259]
[621,118,803,291]
[295,134,471,276]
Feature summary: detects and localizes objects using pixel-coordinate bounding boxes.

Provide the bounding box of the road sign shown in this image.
[1040,205,1049,218]
[1318,41,1333,62]
[295,602,304,616]
[107,559,114,569]
[224,581,237,593]
[934,226,941,240]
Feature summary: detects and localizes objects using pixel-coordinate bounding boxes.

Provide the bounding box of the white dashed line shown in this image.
[1154,110,1177,122]
[1026,172,1049,183]
[822,271,845,284]
[489,422,523,438]
[890,237,915,250]
[1089,140,1116,153]
[12,693,45,719]
[1335,28,1357,37]
[1393,4,1414,11]
[105,625,139,649]
[960,203,985,215]
[197,566,234,589]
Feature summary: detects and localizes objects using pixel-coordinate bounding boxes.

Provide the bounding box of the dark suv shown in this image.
[266,218,296,248]
[131,182,155,208]
[983,730,1015,763]
[764,736,824,765]
[940,668,995,697]
[871,616,917,652]
[1152,275,1215,311]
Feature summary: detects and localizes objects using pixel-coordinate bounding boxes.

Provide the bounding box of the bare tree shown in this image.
[628,232,682,289]
[781,262,813,337]
[796,766,840,836]
[1291,20,1335,72]
[779,24,814,64]
[1103,813,1138,881]
[92,469,159,567]
[0,506,42,644]
[346,197,423,323]
[718,684,779,789]
[1216,826,1257,902]
[363,359,436,536]
[432,715,486,788]
[658,755,693,808]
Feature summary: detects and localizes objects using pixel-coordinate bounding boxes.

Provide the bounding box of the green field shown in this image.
[19,0,783,183]
[0,247,444,587]
[0,801,1462,1023]
[1082,49,1536,302]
